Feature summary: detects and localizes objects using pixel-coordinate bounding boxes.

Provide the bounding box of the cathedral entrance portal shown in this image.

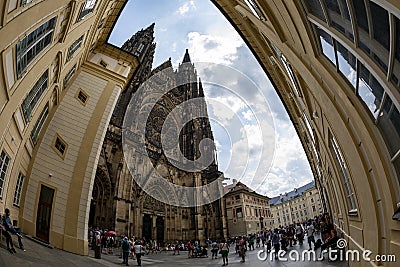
[156,216,164,243]
[142,214,152,240]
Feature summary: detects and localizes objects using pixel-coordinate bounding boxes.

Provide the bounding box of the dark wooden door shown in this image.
[156,216,164,243]
[36,185,54,242]
[142,214,152,240]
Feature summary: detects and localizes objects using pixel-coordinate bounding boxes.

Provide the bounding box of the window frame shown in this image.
[52,134,68,159]
[0,150,11,199]
[13,172,25,206]
[22,70,49,123]
[16,17,57,78]
[66,35,84,62]
[77,0,97,21]
[63,64,77,89]
[30,104,49,145]
[328,130,358,216]
[75,88,89,105]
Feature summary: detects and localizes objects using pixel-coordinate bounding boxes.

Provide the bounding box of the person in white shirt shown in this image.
[306,220,315,250]
[134,240,144,266]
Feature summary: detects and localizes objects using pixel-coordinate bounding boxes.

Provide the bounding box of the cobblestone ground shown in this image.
[0,237,349,267]
[94,243,349,267]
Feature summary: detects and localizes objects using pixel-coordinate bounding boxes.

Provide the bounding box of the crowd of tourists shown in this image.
[227,213,340,261]
[87,213,339,265]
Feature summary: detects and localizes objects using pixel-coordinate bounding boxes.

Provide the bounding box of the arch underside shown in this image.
[211,0,400,265]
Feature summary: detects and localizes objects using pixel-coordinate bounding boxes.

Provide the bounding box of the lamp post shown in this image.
[259,216,264,231]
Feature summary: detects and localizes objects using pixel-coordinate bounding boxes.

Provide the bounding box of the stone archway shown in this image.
[89,167,113,229]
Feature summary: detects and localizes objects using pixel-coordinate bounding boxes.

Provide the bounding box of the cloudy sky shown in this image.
[109,0,313,197]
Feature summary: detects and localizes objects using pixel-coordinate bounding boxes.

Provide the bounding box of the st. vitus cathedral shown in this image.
[89,23,228,244]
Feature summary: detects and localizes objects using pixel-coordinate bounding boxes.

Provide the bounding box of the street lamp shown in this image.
[259,216,264,230]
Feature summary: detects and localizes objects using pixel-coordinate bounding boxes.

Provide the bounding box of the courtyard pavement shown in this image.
[0,236,350,266]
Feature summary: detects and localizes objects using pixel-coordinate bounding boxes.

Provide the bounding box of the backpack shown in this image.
[122,240,130,250]
[272,233,279,244]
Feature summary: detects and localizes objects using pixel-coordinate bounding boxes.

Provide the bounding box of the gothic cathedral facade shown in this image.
[90,24,228,244]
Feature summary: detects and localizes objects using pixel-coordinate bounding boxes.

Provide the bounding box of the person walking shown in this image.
[295,223,304,245]
[134,240,144,266]
[187,240,192,258]
[220,241,229,266]
[307,220,316,250]
[121,237,131,266]
[173,240,180,255]
[238,236,247,263]
[272,229,280,260]
[211,240,218,259]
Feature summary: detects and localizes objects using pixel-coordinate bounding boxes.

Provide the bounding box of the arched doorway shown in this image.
[89,167,113,230]
[156,216,164,243]
[142,214,152,240]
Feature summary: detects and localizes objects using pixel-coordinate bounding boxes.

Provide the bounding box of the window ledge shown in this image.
[348,209,358,216]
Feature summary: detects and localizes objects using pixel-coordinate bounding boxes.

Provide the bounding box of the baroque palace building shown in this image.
[224,180,272,237]
[269,181,324,228]
[91,24,227,244]
[1,0,400,265]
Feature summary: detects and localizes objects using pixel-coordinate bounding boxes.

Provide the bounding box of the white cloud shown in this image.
[187,31,244,65]
[177,1,196,16]
[242,110,254,121]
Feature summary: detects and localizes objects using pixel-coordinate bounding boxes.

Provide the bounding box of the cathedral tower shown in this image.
[111,23,156,127]
[92,30,226,242]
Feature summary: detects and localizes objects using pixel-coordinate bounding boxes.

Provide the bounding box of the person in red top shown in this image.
[187,240,192,258]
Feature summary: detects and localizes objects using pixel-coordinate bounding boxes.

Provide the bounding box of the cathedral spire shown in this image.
[182,49,191,63]
[199,78,204,97]
[145,22,155,34]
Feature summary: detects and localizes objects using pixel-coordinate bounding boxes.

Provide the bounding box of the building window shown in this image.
[336,41,357,87]
[98,18,105,29]
[392,17,400,85]
[325,0,353,41]
[236,207,243,218]
[13,173,24,206]
[76,89,89,105]
[20,0,33,5]
[268,40,302,97]
[317,27,336,66]
[0,150,11,198]
[53,135,67,158]
[77,0,97,21]
[22,70,49,122]
[63,64,77,88]
[244,0,267,20]
[329,131,358,215]
[358,62,385,119]
[235,195,240,200]
[304,0,326,22]
[137,43,145,52]
[16,17,56,78]
[99,59,108,68]
[376,96,400,161]
[30,104,49,145]
[67,35,84,61]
